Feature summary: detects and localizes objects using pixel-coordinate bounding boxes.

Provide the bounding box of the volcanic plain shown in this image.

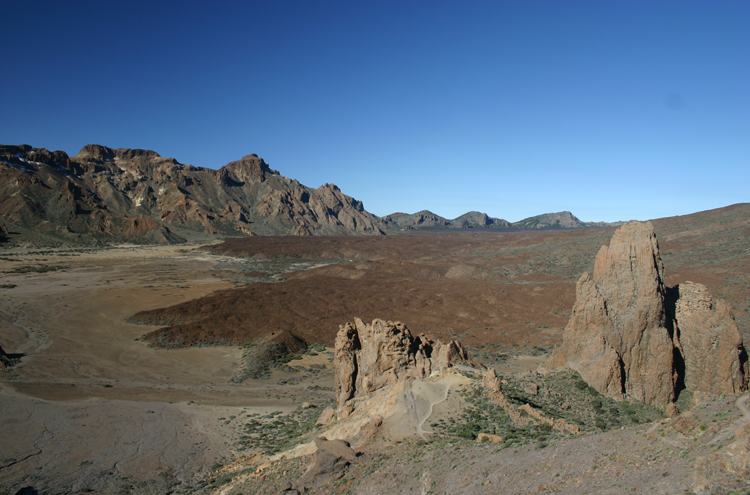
[1,203,749,494]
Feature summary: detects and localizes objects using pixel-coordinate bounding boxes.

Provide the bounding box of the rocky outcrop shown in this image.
[0,144,390,244]
[674,282,749,395]
[546,221,675,406]
[334,318,482,418]
[483,369,580,434]
[546,221,748,408]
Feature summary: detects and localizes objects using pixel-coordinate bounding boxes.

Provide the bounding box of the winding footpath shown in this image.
[416,381,451,440]
[709,391,750,444]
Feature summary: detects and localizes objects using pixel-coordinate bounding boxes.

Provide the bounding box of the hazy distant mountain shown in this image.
[511,211,585,229]
[512,211,623,229]
[383,209,619,231]
[383,210,510,230]
[0,144,389,244]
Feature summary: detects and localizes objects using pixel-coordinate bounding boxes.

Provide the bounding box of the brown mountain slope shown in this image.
[0,144,389,244]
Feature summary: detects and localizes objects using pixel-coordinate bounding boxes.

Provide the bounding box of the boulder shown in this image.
[671,413,697,434]
[316,407,336,426]
[296,437,358,491]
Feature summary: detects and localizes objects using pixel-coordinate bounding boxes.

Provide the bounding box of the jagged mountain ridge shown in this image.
[0,144,389,243]
[1,142,622,245]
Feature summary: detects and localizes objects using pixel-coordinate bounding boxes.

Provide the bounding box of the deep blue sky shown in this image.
[2,1,748,222]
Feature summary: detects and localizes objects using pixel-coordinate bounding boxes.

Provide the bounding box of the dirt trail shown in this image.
[412,374,471,440]
[415,381,450,439]
[709,391,750,444]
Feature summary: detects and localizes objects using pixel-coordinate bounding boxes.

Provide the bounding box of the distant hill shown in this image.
[511,211,622,229]
[385,209,620,231]
[384,210,510,230]
[0,144,389,244]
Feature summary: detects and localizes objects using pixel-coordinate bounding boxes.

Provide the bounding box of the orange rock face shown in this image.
[546,221,748,408]
[674,281,749,395]
[547,221,675,406]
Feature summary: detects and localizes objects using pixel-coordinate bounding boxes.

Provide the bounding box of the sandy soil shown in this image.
[0,245,322,494]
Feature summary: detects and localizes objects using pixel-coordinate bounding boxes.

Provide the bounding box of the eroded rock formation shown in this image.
[334,318,482,418]
[546,221,675,406]
[546,221,748,407]
[674,282,749,395]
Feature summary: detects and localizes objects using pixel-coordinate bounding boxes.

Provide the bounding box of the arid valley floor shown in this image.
[1,204,750,495]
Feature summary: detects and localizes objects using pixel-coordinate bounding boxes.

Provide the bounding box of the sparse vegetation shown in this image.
[4,264,67,274]
[237,401,333,454]
[432,370,664,447]
[231,333,309,381]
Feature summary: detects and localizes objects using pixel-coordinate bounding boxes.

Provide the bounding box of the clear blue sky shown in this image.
[2,1,748,222]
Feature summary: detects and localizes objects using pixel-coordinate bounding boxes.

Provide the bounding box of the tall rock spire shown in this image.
[545,221,747,408]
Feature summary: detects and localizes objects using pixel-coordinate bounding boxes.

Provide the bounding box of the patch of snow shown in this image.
[2,160,30,171]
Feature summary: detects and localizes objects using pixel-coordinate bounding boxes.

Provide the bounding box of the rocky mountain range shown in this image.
[1,143,620,245]
[0,144,389,244]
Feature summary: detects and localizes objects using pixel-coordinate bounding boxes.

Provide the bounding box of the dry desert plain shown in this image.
[1,203,750,494]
